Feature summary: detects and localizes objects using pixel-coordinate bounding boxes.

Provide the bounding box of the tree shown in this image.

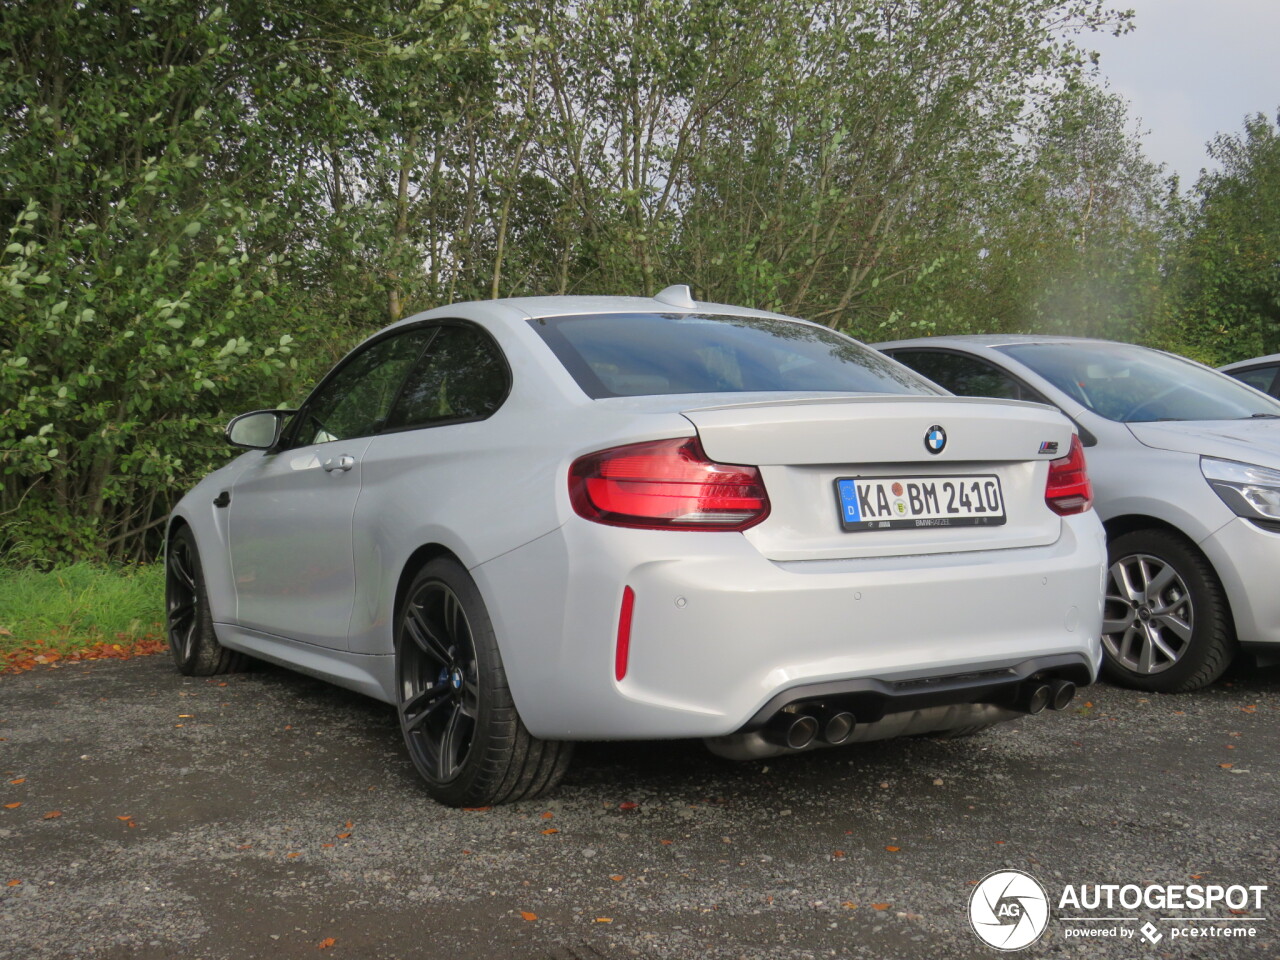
[1167,110,1280,363]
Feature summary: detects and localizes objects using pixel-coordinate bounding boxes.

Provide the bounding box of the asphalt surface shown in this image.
[1,654,1278,960]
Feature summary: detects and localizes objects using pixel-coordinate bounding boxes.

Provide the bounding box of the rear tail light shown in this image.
[569,437,770,530]
[1045,434,1093,516]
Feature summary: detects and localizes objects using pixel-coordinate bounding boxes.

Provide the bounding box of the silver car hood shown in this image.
[1127,418,1280,469]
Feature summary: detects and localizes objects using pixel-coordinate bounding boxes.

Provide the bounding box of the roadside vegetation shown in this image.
[1,1,1277,656]
[0,564,165,670]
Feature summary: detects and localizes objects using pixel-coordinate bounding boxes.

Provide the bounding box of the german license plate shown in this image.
[836,475,1006,531]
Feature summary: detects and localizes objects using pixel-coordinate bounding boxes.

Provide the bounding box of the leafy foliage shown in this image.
[0,1,1272,563]
[1166,110,1280,363]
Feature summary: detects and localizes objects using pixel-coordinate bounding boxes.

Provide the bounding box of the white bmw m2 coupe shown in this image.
[166,287,1106,806]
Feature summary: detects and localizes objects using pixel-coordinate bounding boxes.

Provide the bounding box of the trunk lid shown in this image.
[681,395,1075,561]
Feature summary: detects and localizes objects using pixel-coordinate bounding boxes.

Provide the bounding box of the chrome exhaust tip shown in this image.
[763,712,820,750]
[823,711,856,745]
[1016,682,1051,715]
[1047,679,1076,710]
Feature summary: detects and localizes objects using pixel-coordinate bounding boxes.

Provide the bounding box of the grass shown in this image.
[0,562,166,665]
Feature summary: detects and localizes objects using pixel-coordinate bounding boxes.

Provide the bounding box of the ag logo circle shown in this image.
[968,869,1049,951]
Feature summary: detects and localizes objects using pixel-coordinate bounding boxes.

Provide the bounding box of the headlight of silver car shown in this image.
[1201,457,1280,521]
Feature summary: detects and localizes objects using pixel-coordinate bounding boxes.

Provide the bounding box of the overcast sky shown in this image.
[1084,0,1279,189]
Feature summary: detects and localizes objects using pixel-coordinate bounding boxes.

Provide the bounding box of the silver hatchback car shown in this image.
[878,335,1280,692]
[166,294,1106,806]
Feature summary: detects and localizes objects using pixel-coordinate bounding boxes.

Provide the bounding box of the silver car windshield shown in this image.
[529,312,941,399]
[998,342,1280,423]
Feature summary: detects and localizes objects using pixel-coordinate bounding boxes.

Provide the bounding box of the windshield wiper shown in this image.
[1245,413,1280,419]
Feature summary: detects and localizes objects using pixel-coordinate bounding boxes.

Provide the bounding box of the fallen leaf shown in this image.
[3,803,20,809]
[521,911,537,922]
[463,806,491,812]
[321,843,334,848]
[237,844,252,850]
[540,811,554,819]
[660,839,673,845]
[618,801,639,811]
[995,840,1006,845]
[178,715,193,718]
[1220,763,1234,769]
[287,852,301,858]
[344,821,353,829]
[885,846,900,852]
[610,875,624,882]
[43,811,61,820]
[541,828,559,835]
[1241,705,1257,713]
[115,815,132,821]
[317,937,336,949]
[336,832,351,839]
[872,903,890,910]
[1190,874,1203,880]
[5,880,19,887]
[8,779,25,785]
[832,850,845,858]
[594,917,613,923]
[842,902,857,909]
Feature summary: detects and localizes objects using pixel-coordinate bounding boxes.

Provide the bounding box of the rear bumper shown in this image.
[1200,516,1280,647]
[474,513,1106,740]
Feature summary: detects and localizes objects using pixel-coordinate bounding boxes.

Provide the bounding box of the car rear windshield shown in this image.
[997,341,1280,422]
[528,312,939,399]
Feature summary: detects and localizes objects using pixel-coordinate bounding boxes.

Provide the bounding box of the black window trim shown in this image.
[275,318,511,451]
[1224,363,1280,398]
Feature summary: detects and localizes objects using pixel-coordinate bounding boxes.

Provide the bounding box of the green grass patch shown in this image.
[0,562,165,657]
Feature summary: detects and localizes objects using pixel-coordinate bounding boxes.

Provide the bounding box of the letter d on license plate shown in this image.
[836,475,1006,532]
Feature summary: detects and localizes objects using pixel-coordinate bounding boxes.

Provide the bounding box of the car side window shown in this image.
[890,349,1041,402]
[385,323,509,430]
[296,330,432,446]
[1231,366,1279,397]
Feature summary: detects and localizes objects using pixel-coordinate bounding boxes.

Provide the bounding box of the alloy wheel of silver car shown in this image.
[1100,529,1235,692]
[1103,552,1194,676]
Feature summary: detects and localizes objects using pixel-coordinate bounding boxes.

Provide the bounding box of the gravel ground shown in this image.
[1,654,1277,960]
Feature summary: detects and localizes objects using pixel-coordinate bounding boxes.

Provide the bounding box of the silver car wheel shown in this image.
[1103,552,1194,675]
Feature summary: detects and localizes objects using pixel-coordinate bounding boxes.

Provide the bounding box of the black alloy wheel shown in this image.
[395,558,572,806]
[165,525,242,676]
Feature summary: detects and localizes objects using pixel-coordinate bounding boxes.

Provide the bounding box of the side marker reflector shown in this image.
[615,586,636,682]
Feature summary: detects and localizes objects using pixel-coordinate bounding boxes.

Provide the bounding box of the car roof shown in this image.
[1220,353,1280,372]
[872,333,1131,350]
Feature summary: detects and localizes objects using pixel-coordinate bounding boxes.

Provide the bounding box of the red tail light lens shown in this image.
[1045,434,1093,516]
[569,437,770,530]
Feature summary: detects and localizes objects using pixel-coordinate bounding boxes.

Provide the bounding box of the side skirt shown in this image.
[213,622,396,704]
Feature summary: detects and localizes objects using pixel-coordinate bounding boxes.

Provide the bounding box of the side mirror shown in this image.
[225,409,295,449]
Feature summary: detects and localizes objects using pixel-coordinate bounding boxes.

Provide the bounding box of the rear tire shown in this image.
[395,558,572,806]
[1101,529,1234,692]
[166,526,243,676]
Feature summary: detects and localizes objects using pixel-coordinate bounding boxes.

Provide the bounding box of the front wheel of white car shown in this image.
[395,558,572,806]
[1101,529,1235,692]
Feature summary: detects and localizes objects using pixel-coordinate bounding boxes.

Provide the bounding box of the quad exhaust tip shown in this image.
[1048,678,1076,710]
[824,712,856,745]
[1015,677,1077,714]
[763,712,820,750]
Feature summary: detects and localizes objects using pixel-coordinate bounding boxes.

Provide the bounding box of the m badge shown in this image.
[1038,441,1059,455]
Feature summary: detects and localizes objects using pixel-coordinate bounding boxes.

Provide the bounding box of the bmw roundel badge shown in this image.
[924,425,947,454]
